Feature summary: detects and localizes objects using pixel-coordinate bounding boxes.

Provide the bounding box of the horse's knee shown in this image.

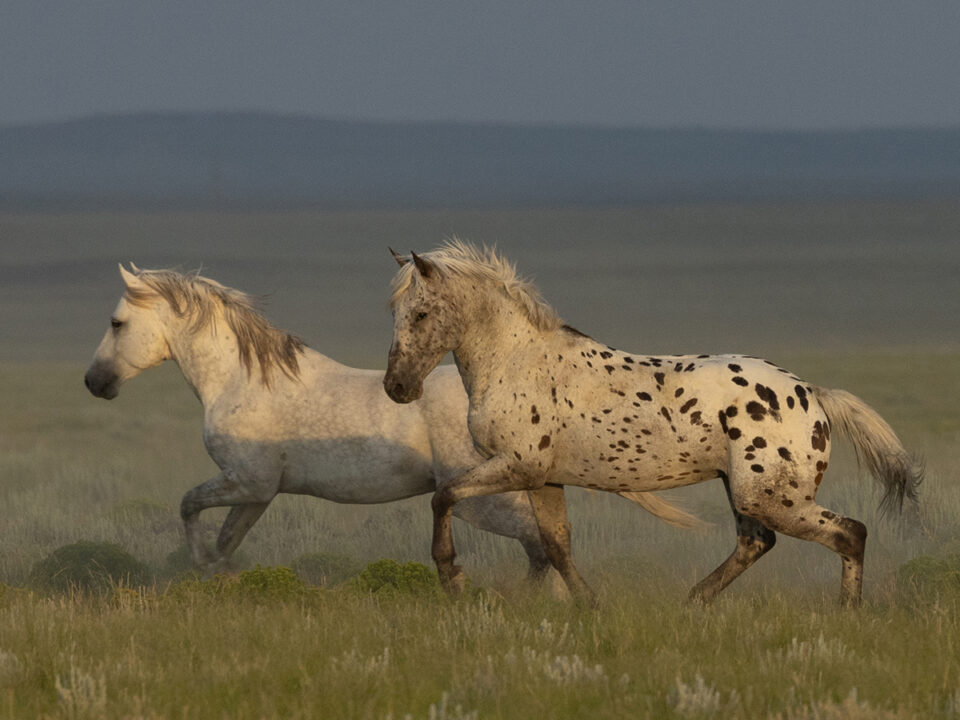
[431,486,455,516]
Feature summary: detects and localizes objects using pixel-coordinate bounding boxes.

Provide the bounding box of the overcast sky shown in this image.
[2,1,959,129]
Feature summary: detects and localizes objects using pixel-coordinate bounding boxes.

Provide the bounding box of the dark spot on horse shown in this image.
[679,398,698,414]
[755,384,780,412]
[811,421,828,452]
[689,411,702,424]
[654,372,665,386]
[622,365,633,371]
[539,435,551,450]
[604,365,615,374]
[725,406,738,418]
[728,428,742,440]
[788,480,799,488]
[763,488,774,495]
[779,447,793,461]
[636,391,652,401]
[732,376,749,386]
[624,356,634,363]
[795,385,809,411]
[728,363,742,373]
[603,408,612,414]
[599,351,613,359]
[746,402,767,421]
[514,451,522,461]
[821,509,836,520]
[752,437,767,448]
[661,407,672,422]
[786,395,795,409]
[618,440,629,448]
[622,416,632,423]
[675,387,685,398]
[815,472,824,485]
[816,460,828,471]
[781,499,794,507]
[745,453,755,460]
[684,363,696,372]
[718,411,728,433]
[751,464,764,473]
[674,362,683,372]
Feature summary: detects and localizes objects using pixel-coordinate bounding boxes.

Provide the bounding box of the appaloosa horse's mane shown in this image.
[390,240,565,334]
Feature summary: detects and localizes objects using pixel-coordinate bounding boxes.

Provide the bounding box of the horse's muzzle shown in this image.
[84,363,120,399]
[383,375,422,404]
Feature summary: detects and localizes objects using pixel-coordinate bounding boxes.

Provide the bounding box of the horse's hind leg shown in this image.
[689,473,776,603]
[180,471,274,571]
[756,500,866,608]
[729,471,867,607]
[212,502,270,567]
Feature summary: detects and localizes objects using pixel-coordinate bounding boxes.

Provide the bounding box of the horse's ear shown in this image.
[411,251,434,278]
[129,261,141,274]
[388,247,408,267]
[119,263,141,288]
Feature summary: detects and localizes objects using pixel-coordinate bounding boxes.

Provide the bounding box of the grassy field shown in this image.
[2,203,960,717]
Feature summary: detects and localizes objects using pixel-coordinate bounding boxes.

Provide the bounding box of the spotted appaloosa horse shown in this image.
[384,241,922,607]
[85,265,695,583]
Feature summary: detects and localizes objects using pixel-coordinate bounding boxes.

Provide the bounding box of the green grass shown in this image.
[1,580,960,719]
[3,351,960,718]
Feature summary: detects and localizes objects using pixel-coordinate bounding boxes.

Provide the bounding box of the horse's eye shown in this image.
[415,311,428,322]
[111,318,123,329]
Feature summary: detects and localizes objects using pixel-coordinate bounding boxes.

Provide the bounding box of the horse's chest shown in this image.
[467,388,559,459]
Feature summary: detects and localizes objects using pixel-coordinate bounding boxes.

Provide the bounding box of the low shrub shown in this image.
[896,554,960,597]
[29,541,149,594]
[348,559,441,596]
[291,552,361,587]
[164,565,309,603]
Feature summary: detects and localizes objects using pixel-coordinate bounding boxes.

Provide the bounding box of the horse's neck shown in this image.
[167,321,246,405]
[453,291,543,400]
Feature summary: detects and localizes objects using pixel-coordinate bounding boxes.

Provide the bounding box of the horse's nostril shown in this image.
[393,382,404,397]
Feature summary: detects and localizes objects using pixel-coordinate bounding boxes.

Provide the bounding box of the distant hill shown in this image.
[1,112,958,210]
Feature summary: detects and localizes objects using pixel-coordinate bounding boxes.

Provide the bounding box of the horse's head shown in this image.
[84,264,173,399]
[384,250,462,403]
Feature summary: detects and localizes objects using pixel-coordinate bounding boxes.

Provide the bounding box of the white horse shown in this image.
[85,265,694,580]
[384,241,922,607]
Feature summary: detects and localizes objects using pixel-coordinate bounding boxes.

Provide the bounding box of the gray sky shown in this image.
[2,1,959,129]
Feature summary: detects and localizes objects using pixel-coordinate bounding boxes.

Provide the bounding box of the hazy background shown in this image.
[3,1,960,129]
[1,2,959,601]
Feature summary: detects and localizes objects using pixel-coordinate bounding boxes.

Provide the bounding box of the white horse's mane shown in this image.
[124,268,305,384]
[390,239,564,332]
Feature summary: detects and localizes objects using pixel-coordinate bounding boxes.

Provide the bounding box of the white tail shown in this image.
[813,386,922,515]
[618,491,707,530]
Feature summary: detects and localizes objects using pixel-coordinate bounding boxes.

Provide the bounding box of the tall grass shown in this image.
[2,351,959,718]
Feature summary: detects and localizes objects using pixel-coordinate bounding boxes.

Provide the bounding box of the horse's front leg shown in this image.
[180,470,274,574]
[431,455,531,595]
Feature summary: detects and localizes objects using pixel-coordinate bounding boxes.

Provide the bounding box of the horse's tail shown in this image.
[617,491,707,530]
[813,386,923,515]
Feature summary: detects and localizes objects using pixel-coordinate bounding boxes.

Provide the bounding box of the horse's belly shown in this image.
[557,427,727,493]
[279,441,435,504]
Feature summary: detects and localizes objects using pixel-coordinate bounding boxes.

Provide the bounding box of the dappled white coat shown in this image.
[84,266,561,576]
